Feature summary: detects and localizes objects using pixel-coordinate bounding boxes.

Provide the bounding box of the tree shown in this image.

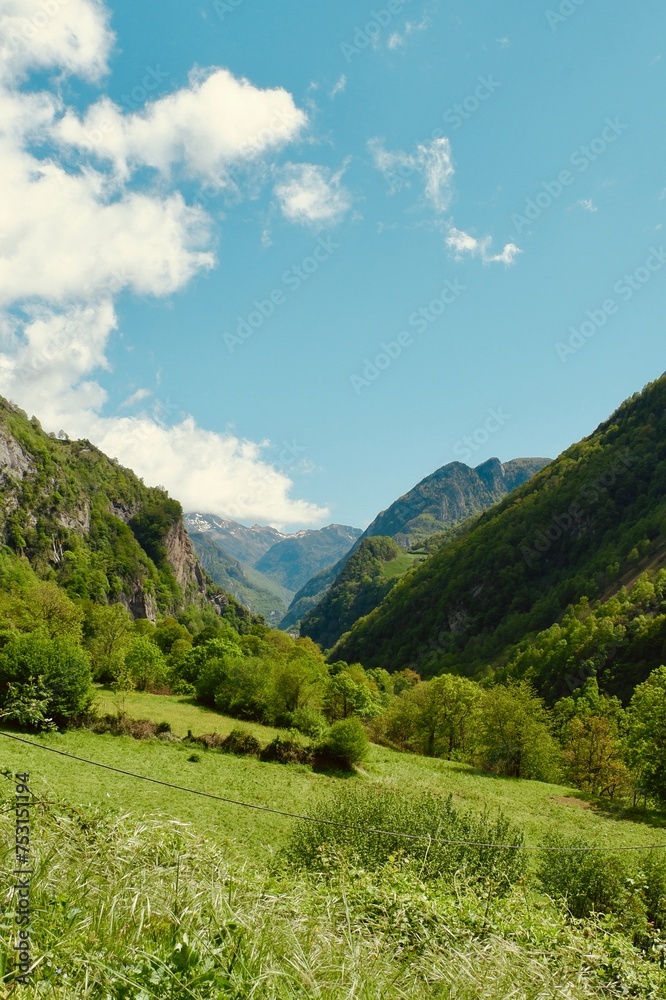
[316,717,369,769]
[86,603,134,681]
[625,665,666,804]
[123,636,167,692]
[324,667,382,721]
[411,674,483,759]
[562,715,631,799]
[479,682,561,781]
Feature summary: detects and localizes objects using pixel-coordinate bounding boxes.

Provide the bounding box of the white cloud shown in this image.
[330,74,346,98]
[55,68,307,182]
[579,198,598,212]
[386,16,430,51]
[120,388,152,409]
[0,0,328,528]
[275,162,352,226]
[0,0,113,84]
[369,136,454,212]
[446,227,522,265]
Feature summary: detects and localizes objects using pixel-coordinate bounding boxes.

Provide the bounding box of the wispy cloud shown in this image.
[386,15,431,51]
[330,74,347,98]
[369,136,454,212]
[446,227,522,265]
[120,388,152,409]
[579,198,598,212]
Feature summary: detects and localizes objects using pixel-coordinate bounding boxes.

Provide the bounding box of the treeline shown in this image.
[1,549,665,809]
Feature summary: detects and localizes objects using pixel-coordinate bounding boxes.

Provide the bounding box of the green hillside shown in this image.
[2,696,666,997]
[0,398,251,624]
[281,455,550,632]
[186,528,292,624]
[300,536,425,650]
[333,375,666,693]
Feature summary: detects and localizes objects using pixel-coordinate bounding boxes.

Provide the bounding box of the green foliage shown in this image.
[479,682,561,781]
[284,783,526,890]
[315,717,369,769]
[300,536,407,650]
[536,837,658,937]
[124,636,168,692]
[0,677,55,731]
[0,632,93,727]
[625,665,666,805]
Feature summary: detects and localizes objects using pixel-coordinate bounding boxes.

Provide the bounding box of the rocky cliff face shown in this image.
[0,397,222,620]
[165,520,208,598]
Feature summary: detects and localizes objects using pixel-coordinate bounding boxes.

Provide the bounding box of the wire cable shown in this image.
[2,729,665,852]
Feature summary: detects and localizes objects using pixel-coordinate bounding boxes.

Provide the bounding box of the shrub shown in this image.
[283,784,526,890]
[195,732,226,750]
[291,706,329,738]
[220,728,261,757]
[315,717,369,769]
[260,737,313,765]
[537,836,645,934]
[0,633,93,728]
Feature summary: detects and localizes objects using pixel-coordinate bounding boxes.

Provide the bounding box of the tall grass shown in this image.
[1,792,665,997]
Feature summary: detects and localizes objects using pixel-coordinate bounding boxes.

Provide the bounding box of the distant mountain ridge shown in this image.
[331,374,666,699]
[282,455,551,634]
[185,514,362,620]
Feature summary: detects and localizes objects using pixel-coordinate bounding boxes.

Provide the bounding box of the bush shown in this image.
[291,706,329,738]
[315,717,369,770]
[260,737,313,765]
[0,633,93,728]
[283,784,526,890]
[537,836,645,933]
[220,728,261,757]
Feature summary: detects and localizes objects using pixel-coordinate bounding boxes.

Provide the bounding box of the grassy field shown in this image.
[1,690,664,860]
[2,692,666,997]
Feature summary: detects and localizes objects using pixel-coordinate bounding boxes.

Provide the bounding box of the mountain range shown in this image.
[0,398,254,630]
[332,374,666,701]
[184,514,362,624]
[284,456,551,638]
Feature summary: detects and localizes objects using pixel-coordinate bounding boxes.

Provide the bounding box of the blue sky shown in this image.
[1,0,664,530]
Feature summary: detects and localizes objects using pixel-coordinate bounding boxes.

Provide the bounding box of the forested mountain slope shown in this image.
[0,398,251,625]
[333,376,666,688]
[282,456,550,633]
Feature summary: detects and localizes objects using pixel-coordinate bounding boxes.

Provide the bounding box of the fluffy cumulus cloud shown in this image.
[274,162,352,226]
[56,68,307,182]
[0,0,328,527]
[446,227,522,266]
[0,0,113,83]
[370,136,521,265]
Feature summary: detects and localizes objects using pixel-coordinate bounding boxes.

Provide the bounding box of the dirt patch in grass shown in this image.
[552,795,592,810]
